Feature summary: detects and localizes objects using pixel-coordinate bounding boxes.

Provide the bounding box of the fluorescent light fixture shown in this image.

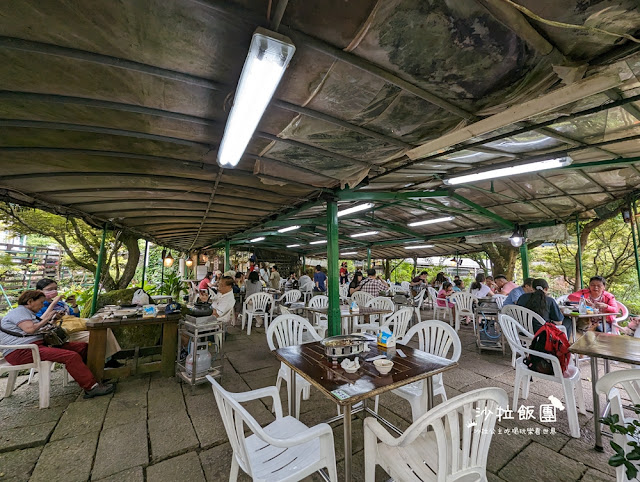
[217,28,296,167]
[249,237,265,243]
[337,203,374,217]
[444,156,572,185]
[286,243,300,248]
[350,231,379,238]
[408,216,454,227]
[309,240,327,245]
[341,251,357,255]
[277,225,300,233]
[404,244,434,250]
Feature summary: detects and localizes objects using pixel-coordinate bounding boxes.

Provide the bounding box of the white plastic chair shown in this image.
[364,387,508,482]
[493,294,507,309]
[241,292,274,335]
[266,314,323,419]
[353,296,395,334]
[279,278,287,290]
[596,370,640,482]
[498,314,586,438]
[555,294,569,305]
[281,289,302,305]
[498,313,535,368]
[379,307,413,340]
[300,283,313,303]
[374,320,462,421]
[411,289,427,324]
[400,281,410,293]
[501,304,545,337]
[612,301,630,334]
[449,291,477,332]
[1,343,55,409]
[351,291,373,306]
[433,292,453,322]
[338,284,349,298]
[307,295,328,335]
[207,376,338,482]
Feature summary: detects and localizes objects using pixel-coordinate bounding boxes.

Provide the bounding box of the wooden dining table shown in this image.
[569,332,640,451]
[304,305,392,334]
[274,337,457,481]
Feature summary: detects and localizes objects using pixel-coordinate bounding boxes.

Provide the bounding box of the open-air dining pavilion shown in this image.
[1,1,640,481]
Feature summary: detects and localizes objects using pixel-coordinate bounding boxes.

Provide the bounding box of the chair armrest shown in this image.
[0,344,41,365]
[229,385,283,418]
[266,422,335,448]
[363,417,401,446]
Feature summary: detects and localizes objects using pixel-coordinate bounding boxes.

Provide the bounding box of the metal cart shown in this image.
[176,315,226,388]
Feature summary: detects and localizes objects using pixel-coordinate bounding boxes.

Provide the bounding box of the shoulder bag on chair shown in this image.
[40,313,69,347]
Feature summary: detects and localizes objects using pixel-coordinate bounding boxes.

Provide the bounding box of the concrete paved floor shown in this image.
[0,310,626,481]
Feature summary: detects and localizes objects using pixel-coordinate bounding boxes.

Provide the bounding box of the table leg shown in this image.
[87,328,107,382]
[161,321,178,377]
[290,367,297,418]
[343,402,352,482]
[426,377,434,411]
[590,357,603,452]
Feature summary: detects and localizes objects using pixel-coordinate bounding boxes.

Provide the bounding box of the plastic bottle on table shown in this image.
[578,295,587,314]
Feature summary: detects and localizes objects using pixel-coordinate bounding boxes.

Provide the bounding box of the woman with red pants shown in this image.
[0,290,114,398]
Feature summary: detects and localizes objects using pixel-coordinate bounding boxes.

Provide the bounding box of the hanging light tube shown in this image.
[404,244,434,250]
[217,28,296,167]
[309,240,327,245]
[277,225,300,233]
[350,231,379,238]
[408,216,455,227]
[249,237,265,243]
[286,243,301,248]
[443,156,572,185]
[337,203,374,217]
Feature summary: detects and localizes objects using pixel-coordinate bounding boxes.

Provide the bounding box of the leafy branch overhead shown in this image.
[0,203,140,291]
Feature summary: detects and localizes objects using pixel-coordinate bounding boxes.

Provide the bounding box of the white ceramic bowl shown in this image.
[373,359,394,375]
[343,365,359,374]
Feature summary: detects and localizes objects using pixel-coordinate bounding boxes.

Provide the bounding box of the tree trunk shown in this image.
[117,233,141,289]
[384,259,391,280]
[573,218,607,291]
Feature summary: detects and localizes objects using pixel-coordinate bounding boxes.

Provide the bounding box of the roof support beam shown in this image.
[449,193,514,228]
[338,190,448,201]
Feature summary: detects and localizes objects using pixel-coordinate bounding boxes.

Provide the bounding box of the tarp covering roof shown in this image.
[0,0,639,258]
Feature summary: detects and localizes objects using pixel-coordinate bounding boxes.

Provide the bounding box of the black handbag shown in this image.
[40,314,69,347]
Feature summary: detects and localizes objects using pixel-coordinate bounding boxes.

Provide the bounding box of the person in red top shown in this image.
[437,282,456,319]
[198,272,213,291]
[339,262,348,285]
[568,275,618,332]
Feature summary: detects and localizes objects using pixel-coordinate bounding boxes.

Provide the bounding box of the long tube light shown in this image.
[337,203,374,217]
[217,28,296,167]
[443,156,572,185]
[341,251,358,255]
[277,225,300,233]
[405,244,434,250]
[309,240,327,245]
[286,243,300,248]
[350,231,379,238]
[408,216,454,227]
[249,237,265,243]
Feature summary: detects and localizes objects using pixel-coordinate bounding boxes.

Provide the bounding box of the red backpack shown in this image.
[525,323,571,375]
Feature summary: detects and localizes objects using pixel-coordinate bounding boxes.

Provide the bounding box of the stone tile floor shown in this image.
[0,310,627,481]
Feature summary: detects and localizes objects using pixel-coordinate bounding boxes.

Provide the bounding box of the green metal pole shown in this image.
[366,247,371,270]
[0,283,13,308]
[90,224,108,316]
[631,201,640,289]
[326,200,341,337]
[224,240,231,272]
[141,240,148,289]
[576,217,583,289]
[520,244,530,280]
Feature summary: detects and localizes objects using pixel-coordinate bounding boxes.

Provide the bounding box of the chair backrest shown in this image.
[388,284,397,295]
[401,281,410,292]
[366,296,395,313]
[555,294,569,305]
[399,320,461,363]
[352,291,373,306]
[308,295,328,309]
[493,294,507,309]
[279,278,287,289]
[266,314,322,350]
[208,377,278,477]
[427,286,439,304]
[501,305,545,335]
[300,282,313,293]
[282,289,302,304]
[615,301,629,323]
[413,288,427,307]
[339,284,349,297]
[394,387,508,482]
[381,307,413,339]
[498,314,534,354]
[450,291,477,315]
[244,292,273,312]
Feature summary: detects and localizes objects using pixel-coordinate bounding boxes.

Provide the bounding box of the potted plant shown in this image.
[601,404,640,481]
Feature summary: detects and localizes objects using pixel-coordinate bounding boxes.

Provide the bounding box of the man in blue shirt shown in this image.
[313,265,327,292]
[503,278,534,306]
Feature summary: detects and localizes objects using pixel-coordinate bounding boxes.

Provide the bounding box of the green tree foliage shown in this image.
[0,203,140,291]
